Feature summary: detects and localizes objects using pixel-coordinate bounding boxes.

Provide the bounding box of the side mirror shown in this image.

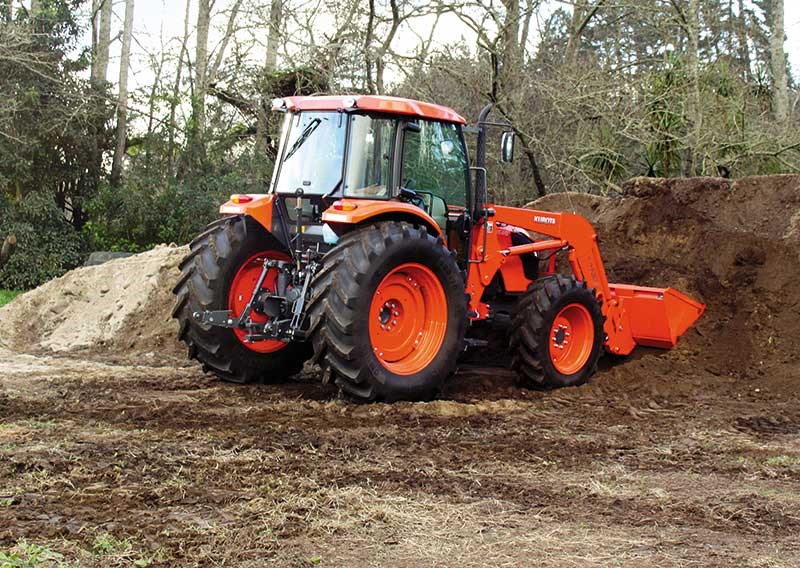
[500,131,515,163]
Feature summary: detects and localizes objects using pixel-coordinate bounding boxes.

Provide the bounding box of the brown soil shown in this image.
[1,176,799,566]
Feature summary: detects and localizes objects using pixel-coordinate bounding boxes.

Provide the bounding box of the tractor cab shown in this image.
[267,96,473,257]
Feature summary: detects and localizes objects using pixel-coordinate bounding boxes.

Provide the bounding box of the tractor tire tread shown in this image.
[310,221,466,402]
[510,275,603,390]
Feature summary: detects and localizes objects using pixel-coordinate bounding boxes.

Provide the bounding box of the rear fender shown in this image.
[219,193,276,234]
[322,199,443,237]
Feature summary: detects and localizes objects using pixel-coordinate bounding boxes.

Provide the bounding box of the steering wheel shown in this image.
[403,177,418,190]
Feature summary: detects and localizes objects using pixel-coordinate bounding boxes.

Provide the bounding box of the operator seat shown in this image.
[418,193,449,231]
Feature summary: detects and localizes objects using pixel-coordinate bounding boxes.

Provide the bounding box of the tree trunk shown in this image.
[91,0,112,85]
[684,0,702,176]
[770,0,788,121]
[564,0,606,65]
[146,49,165,168]
[168,0,192,174]
[736,0,750,81]
[185,0,211,171]
[208,0,244,84]
[111,0,135,186]
[265,0,282,72]
[192,0,211,145]
[498,0,521,104]
[256,0,283,159]
[364,0,376,92]
[495,0,546,196]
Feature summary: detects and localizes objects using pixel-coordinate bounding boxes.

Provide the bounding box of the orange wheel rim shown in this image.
[228,250,289,353]
[368,263,448,376]
[548,303,594,375]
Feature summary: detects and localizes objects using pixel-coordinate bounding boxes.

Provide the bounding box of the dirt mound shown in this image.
[528,175,800,394]
[0,244,187,358]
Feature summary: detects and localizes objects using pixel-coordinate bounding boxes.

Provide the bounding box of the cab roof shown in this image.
[281,95,467,125]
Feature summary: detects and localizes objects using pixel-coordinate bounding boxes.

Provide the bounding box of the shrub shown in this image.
[0,193,86,289]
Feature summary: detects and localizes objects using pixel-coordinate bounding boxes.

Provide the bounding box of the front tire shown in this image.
[510,275,604,389]
[172,215,311,383]
[310,222,467,402]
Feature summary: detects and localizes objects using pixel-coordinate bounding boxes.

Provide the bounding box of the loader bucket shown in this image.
[609,284,705,349]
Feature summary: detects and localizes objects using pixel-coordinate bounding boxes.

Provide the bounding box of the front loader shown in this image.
[172,95,704,402]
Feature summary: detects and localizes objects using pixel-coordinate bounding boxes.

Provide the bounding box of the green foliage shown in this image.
[644,60,689,177]
[0,290,21,307]
[84,148,271,251]
[0,539,64,568]
[91,533,131,556]
[0,193,86,289]
[0,2,113,225]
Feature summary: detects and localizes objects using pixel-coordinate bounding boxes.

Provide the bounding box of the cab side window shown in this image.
[401,120,468,207]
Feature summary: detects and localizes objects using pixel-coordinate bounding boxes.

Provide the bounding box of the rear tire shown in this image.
[510,275,604,389]
[310,221,467,402]
[172,215,311,383]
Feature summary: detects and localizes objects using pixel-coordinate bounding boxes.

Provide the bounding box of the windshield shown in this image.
[273,111,345,195]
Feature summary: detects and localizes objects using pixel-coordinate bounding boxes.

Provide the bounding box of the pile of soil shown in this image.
[527,174,800,393]
[0,244,187,358]
[1,175,798,389]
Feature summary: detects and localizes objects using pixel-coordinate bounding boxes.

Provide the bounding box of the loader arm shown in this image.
[467,206,705,355]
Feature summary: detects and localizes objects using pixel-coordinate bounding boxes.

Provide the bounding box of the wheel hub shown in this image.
[228,251,289,354]
[553,325,568,346]
[548,303,593,375]
[368,263,447,376]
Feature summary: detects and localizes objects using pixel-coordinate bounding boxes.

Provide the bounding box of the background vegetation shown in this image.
[0,0,797,288]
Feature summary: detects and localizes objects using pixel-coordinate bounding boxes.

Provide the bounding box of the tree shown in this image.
[265,0,281,71]
[91,0,112,86]
[770,0,788,120]
[111,0,135,185]
[168,0,192,172]
[565,0,607,65]
[188,0,212,167]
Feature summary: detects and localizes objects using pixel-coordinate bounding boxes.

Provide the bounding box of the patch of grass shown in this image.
[0,539,64,567]
[0,290,21,308]
[764,455,799,468]
[91,533,131,557]
[90,533,151,567]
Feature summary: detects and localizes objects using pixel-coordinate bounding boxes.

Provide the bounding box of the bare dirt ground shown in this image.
[1,176,799,567]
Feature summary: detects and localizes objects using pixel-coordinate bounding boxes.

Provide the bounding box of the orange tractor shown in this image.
[173,95,704,402]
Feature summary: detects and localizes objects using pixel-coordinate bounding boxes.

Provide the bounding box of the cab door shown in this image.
[397,119,471,261]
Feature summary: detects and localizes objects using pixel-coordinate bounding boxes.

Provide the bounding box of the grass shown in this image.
[0,540,64,568]
[0,289,21,307]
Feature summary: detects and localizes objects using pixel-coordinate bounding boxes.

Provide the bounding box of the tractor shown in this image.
[172,95,704,402]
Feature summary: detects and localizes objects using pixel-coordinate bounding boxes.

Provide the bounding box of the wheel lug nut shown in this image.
[393,311,399,316]
[392,320,397,325]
